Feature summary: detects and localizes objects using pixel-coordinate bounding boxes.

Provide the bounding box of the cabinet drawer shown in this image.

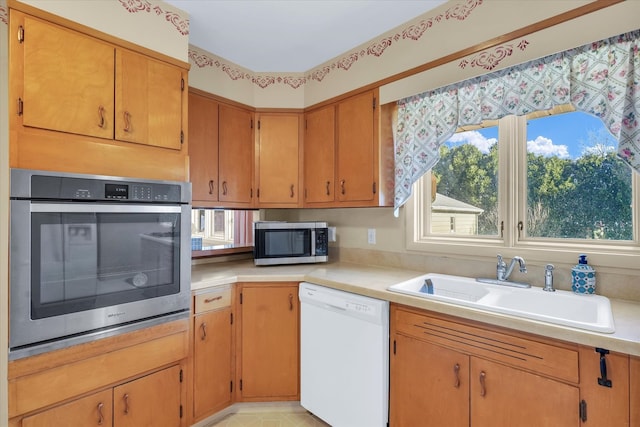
[393,306,579,383]
[194,287,232,314]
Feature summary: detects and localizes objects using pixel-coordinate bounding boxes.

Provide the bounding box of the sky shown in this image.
[447,111,617,160]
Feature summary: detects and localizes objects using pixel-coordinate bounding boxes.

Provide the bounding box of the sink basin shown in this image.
[387,273,489,304]
[388,273,615,333]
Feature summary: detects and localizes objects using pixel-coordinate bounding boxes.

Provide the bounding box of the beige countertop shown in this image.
[191,260,640,357]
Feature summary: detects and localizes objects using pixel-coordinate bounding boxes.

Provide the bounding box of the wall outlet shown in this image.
[328,227,337,242]
[367,228,376,244]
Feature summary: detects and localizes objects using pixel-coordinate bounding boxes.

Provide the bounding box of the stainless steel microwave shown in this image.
[253,221,329,266]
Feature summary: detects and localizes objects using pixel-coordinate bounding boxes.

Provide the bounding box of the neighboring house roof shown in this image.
[432,193,484,214]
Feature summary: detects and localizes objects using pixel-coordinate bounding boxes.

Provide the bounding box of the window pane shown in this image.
[191,209,259,250]
[431,126,499,236]
[526,111,632,240]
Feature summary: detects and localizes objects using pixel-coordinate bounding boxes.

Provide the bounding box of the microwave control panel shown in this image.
[315,228,329,256]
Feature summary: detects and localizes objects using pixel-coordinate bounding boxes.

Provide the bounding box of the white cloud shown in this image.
[447,131,496,154]
[582,143,616,156]
[527,136,570,158]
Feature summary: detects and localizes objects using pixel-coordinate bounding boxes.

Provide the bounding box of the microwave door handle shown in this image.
[311,230,316,256]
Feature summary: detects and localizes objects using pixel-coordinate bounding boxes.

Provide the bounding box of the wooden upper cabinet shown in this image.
[337,90,378,204]
[256,113,302,207]
[115,49,184,150]
[304,105,336,205]
[219,104,254,206]
[188,92,219,204]
[21,14,115,139]
[10,10,189,181]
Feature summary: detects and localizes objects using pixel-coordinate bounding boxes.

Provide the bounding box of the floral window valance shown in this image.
[393,29,640,215]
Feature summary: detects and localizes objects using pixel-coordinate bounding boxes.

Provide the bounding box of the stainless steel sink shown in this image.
[388,273,615,333]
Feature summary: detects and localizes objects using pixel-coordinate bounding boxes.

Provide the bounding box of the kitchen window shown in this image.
[191,209,259,257]
[407,106,640,268]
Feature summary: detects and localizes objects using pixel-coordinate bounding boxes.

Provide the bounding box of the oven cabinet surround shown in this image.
[390,304,631,427]
[7,320,189,427]
[255,113,304,208]
[8,8,189,182]
[188,90,254,208]
[303,89,393,208]
[190,286,234,423]
[235,282,300,401]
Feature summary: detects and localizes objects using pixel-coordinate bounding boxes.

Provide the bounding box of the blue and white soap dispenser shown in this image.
[571,254,596,295]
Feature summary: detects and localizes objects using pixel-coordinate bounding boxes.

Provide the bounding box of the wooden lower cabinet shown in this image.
[470,358,578,427]
[114,365,183,427]
[17,365,182,427]
[236,282,300,401]
[390,334,469,427]
[632,357,640,427]
[8,320,188,427]
[21,389,113,427]
[578,346,629,427]
[390,304,584,427]
[191,287,234,422]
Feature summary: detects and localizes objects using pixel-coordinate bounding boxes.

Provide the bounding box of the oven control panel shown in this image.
[27,173,185,203]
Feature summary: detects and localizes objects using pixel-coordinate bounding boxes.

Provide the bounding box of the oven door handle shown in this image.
[29,203,183,214]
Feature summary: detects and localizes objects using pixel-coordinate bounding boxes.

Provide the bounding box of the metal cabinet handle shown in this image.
[123,111,131,132]
[204,296,222,304]
[479,371,487,397]
[97,402,105,425]
[209,180,214,195]
[289,293,293,311]
[200,322,207,340]
[98,106,106,128]
[222,181,228,195]
[340,179,346,195]
[290,184,295,198]
[453,363,461,388]
[326,181,331,196]
[123,393,130,414]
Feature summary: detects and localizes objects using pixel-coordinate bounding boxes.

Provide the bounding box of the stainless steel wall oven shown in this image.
[9,169,192,360]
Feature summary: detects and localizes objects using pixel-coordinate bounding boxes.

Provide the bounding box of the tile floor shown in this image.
[207,411,330,427]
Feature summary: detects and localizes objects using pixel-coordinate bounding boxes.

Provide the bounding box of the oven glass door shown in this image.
[261,229,312,258]
[30,204,181,320]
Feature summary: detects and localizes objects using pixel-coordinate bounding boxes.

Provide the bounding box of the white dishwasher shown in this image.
[299,282,389,427]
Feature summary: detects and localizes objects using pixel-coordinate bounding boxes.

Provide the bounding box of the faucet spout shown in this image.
[498,255,527,281]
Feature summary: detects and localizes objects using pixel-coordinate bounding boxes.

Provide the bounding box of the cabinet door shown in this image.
[390,334,469,427]
[337,91,377,203]
[114,365,182,427]
[193,307,233,420]
[631,356,640,427]
[578,347,629,427]
[239,283,299,400]
[471,358,579,427]
[218,104,254,206]
[304,105,336,204]
[188,93,219,203]
[256,114,302,206]
[22,389,112,427]
[21,14,114,139]
[115,49,184,150]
